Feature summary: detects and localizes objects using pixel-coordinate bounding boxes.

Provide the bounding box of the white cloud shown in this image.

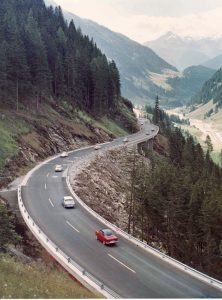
[55,0,222,43]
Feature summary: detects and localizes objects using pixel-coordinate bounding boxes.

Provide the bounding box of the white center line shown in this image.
[45,183,47,189]
[66,221,80,233]
[108,254,136,274]
[48,198,54,207]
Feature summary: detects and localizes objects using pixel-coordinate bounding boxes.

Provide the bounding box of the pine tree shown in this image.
[153,95,160,124]
[205,134,213,152]
[0,41,8,103]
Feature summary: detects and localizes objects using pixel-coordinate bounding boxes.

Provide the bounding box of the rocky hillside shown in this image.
[69,134,167,235]
[0,102,137,189]
[70,147,149,232]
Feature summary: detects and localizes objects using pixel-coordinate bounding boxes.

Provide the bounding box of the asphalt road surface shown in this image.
[22,121,222,298]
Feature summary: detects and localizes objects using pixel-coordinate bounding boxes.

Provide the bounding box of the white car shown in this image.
[94,144,101,150]
[123,137,128,143]
[145,132,150,135]
[60,151,68,158]
[62,196,75,208]
[55,164,63,172]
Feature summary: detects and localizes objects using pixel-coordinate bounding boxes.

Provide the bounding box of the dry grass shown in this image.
[187,100,215,120]
[0,254,98,299]
[149,69,181,91]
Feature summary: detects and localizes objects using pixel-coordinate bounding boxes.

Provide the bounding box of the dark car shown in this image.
[95,229,118,245]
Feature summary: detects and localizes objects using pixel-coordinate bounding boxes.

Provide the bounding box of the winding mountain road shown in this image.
[21,121,222,298]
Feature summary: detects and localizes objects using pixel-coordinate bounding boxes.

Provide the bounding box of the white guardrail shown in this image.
[17,148,120,299]
[66,175,222,292]
[18,127,222,298]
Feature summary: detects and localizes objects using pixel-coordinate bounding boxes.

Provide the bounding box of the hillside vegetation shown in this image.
[166,65,215,105]
[191,68,222,109]
[0,254,97,298]
[0,0,137,185]
[0,0,133,120]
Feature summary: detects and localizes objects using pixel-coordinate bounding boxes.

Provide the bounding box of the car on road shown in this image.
[60,151,68,158]
[62,196,75,208]
[94,144,101,150]
[123,137,128,143]
[145,132,150,135]
[95,229,118,245]
[151,129,155,132]
[55,164,63,172]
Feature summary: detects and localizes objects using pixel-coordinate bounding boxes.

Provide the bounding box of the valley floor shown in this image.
[166,107,222,164]
[189,118,222,150]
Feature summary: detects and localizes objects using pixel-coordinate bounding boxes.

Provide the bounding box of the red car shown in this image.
[95,229,118,245]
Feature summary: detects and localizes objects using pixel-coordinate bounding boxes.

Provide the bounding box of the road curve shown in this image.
[21,121,222,298]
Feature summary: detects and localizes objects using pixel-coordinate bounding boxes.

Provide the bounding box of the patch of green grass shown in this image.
[0,116,31,170]
[76,110,128,137]
[0,254,99,298]
[98,117,128,136]
[119,101,137,125]
[76,110,94,124]
[0,126,17,169]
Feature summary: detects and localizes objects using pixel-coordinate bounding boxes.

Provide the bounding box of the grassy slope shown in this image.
[187,99,215,120]
[0,115,31,170]
[0,254,97,298]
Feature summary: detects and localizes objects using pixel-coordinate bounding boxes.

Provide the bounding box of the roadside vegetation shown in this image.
[0,200,97,298]
[124,103,222,280]
[0,254,97,298]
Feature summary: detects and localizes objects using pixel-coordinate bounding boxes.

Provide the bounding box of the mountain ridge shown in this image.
[145,31,222,70]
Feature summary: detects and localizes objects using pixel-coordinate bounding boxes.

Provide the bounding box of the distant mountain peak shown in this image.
[145,31,222,70]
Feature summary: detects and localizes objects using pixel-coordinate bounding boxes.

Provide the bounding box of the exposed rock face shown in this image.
[0,117,112,189]
[70,147,150,231]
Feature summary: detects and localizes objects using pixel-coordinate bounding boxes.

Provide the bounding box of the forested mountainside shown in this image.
[45,0,178,105]
[191,68,222,108]
[165,65,215,105]
[0,0,137,186]
[0,0,129,118]
[141,105,222,279]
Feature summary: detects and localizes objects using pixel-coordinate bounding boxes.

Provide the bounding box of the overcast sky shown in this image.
[54,0,222,43]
